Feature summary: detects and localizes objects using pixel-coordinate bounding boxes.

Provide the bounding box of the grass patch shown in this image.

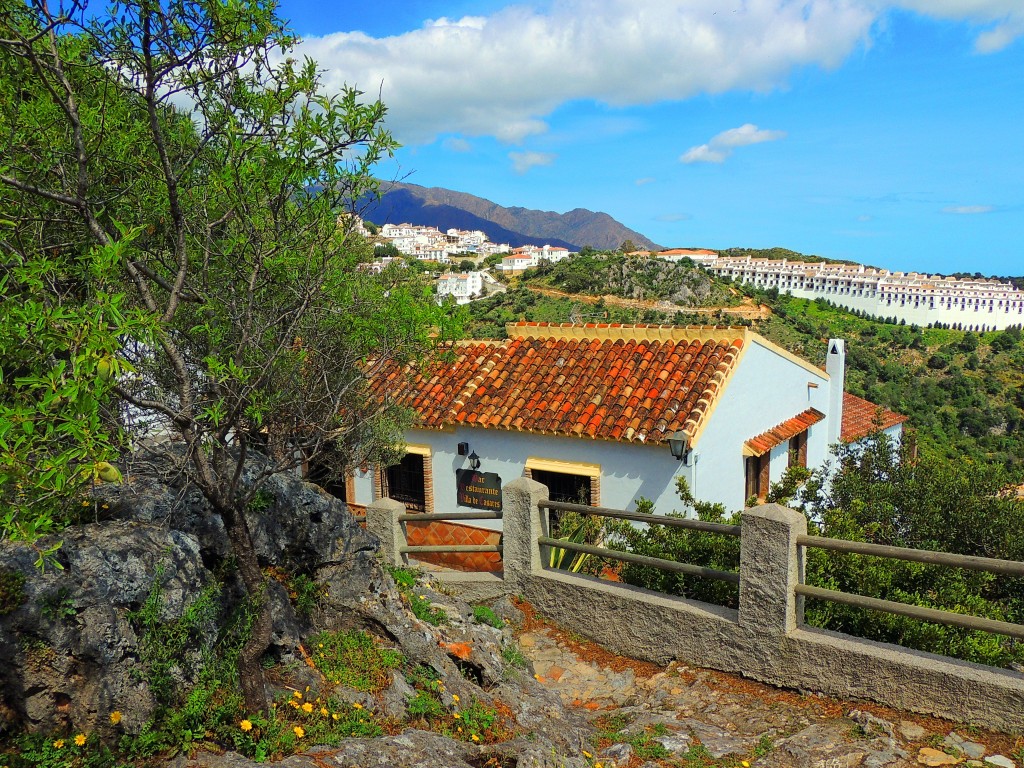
[384,565,449,626]
[309,629,403,692]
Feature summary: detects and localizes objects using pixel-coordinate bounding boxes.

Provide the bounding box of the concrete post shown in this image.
[501,477,549,593]
[365,498,407,567]
[739,503,807,637]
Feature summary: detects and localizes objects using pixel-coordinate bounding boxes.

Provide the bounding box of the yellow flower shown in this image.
[318,643,324,648]
[289,700,299,709]
[53,739,65,749]
[109,711,122,725]
[301,702,313,713]
[332,713,340,721]
[293,726,305,738]
[352,702,363,710]
[74,734,86,746]
[82,501,90,507]
[320,707,329,717]
[471,734,480,742]
[101,504,109,510]
[741,763,750,768]
[293,691,302,699]
[240,720,253,732]
[453,712,461,719]
[452,694,460,703]
[582,751,592,758]
[595,764,603,768]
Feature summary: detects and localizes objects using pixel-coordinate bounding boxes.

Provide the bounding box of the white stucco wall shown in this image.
[397,426,690,531]
[686,339,832,512]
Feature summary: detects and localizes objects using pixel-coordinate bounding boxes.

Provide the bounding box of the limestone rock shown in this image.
[918,747,962,766]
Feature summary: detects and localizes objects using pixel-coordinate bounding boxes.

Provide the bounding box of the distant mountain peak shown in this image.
[363,182,660,252]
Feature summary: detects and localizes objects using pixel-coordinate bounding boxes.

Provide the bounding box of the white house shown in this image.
[436,272,484,304]
[334,324,904,567]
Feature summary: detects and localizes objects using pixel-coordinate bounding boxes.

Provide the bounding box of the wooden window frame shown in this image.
[377,444,434,514]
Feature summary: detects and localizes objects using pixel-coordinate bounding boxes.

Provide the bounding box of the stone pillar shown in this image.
[501,477,549,593]
[365,498,407,567]
[739,503,807,637]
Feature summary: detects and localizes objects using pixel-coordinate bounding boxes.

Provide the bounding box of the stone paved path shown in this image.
[517,626,1022,768]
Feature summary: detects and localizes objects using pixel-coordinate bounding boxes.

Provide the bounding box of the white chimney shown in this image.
[826,339,846,445]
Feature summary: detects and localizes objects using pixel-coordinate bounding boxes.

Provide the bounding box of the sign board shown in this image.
[456,469,503,511]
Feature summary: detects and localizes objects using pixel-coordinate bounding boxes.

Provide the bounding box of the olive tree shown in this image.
[0,0,454,710]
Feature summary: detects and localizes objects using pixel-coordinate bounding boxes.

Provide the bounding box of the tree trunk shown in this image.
[219,500,273,714]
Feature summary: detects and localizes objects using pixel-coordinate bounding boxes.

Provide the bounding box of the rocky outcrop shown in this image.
[0,455,594,768]
[0,455,378,737]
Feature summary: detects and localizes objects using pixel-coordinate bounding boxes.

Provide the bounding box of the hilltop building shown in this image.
[324,323,903,569]
[687,253,1024,331]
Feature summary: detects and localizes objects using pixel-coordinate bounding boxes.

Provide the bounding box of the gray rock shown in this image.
[760,722,907,768]
[381,669,416,720]
[655,733,693,753]
[962,742,988,760]
[849,708,895,739]
[678,718,750,758]
[0,522,209,734]
[600,742,634,766]
[899,720,927,741]
[984,757,1017,768]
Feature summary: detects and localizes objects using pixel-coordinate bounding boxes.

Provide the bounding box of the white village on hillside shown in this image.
[360,217,1024,328]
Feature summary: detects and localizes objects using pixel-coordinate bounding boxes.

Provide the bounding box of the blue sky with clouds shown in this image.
[277,0,1023,276]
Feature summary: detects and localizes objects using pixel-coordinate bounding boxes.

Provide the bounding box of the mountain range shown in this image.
[361,181,661,252]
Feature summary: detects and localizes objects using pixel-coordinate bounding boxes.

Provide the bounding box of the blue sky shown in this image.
[277,1,1023,277]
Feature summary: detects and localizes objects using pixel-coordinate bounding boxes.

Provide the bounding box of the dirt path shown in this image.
[514,601,1022,768]
[523,285,772,321]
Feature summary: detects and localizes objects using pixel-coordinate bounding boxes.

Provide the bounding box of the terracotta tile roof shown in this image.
[841,393,907,443]
[745,408,825,457]
[369,323,745,445]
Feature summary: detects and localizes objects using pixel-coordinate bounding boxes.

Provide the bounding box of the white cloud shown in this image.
[443,137,472,152]
[294,0,876,145]
[635,177,656,186]
[290,1,1023,147]
[890,1,1024,52]
[509,151,556,174]
[681,123,787,164]
[656,213,691,222]
[942,205,995,214]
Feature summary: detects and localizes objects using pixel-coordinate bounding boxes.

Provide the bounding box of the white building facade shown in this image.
[436,272,484,304]
[691,253,1024,331]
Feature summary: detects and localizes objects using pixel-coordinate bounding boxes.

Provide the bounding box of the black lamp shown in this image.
[468,451,481,470]
[668,430,689,462]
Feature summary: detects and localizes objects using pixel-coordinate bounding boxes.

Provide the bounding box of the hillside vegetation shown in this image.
[517,250,737,306]
[752,291,1024,473]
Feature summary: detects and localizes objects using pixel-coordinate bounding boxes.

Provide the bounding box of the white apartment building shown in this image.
[436,271,484,304]
[692,254,1024,331]
[499,244,574,273]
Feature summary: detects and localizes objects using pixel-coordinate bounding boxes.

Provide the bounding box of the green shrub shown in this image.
[471,605,504,629]
[288,574,324,618]
[608,482,740,608]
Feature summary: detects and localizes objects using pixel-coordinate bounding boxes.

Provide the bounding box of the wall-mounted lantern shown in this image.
[668,430,691,463]
[468,451,481,470]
